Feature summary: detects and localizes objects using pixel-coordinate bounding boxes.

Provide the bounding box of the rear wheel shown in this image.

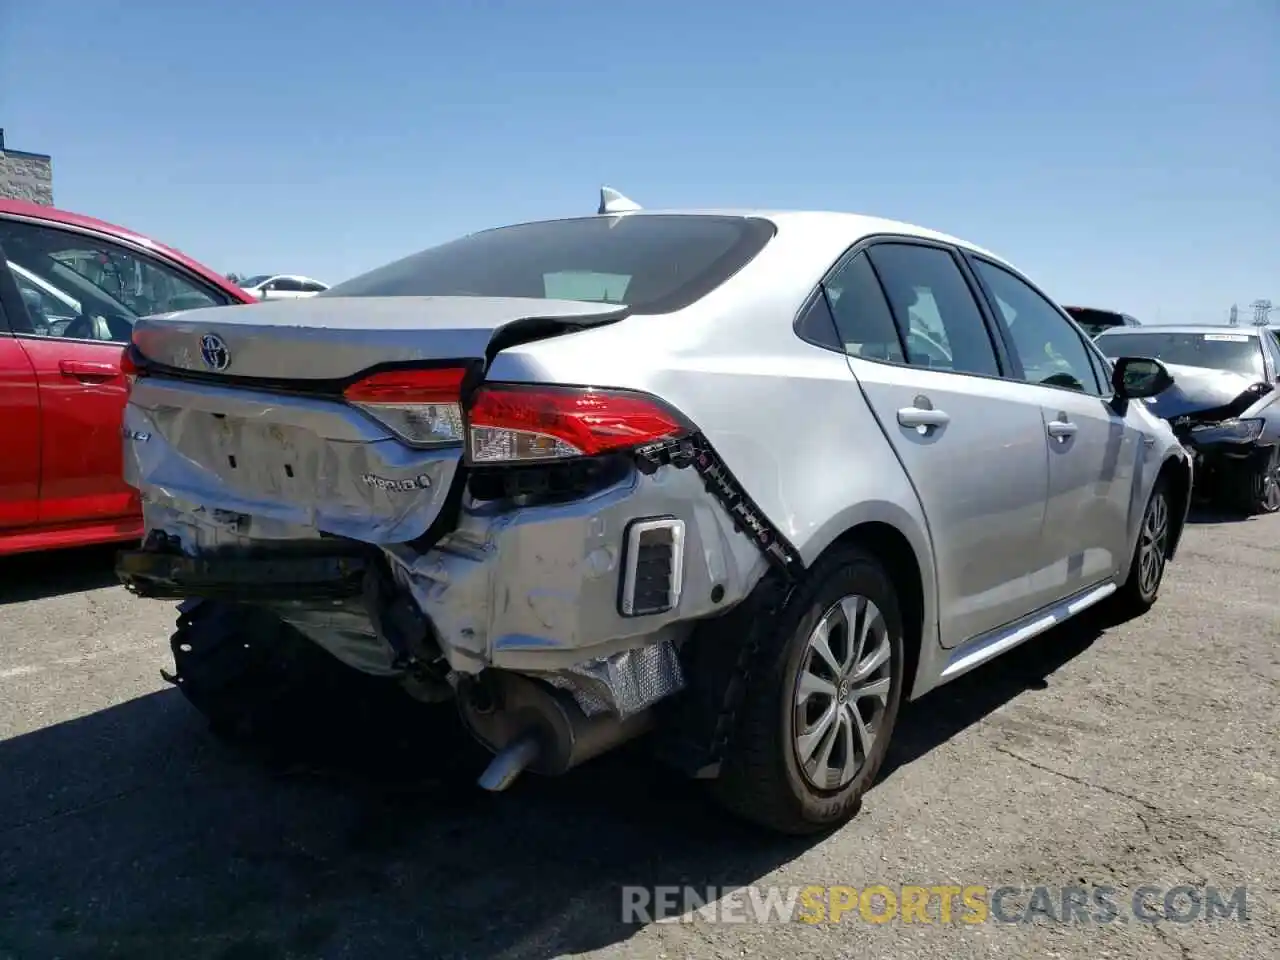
[168,599,370,744]
[708,546,906,835]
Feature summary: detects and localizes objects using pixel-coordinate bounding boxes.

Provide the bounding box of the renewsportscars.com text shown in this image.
[621,883,1250,925]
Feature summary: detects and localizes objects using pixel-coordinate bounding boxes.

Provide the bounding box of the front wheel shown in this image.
[1108,477,1172,619]
[1232,445,1280,515]
[708,546,907,835]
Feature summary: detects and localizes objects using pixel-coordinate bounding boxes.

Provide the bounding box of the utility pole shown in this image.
[1250,299,1273,326]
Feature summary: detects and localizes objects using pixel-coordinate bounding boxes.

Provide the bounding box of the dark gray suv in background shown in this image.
[1065,305,1141,338]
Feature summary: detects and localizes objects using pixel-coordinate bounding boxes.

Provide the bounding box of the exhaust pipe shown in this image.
[462,672,653,792]
[477,733,542,792]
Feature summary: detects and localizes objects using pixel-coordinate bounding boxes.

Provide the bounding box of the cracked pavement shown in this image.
[0,512,1277,959]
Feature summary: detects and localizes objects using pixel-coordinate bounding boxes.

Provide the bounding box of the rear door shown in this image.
[968,255,1136,606]
[0,213,235,527]
[0,258,41,530]
[825,240,1050,647]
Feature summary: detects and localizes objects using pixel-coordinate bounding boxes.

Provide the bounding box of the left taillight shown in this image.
[342,366,468,447]
[465,383,692,464]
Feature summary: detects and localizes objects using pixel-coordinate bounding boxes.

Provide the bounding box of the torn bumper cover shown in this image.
[120,459,772,720]
[117,365,808,734]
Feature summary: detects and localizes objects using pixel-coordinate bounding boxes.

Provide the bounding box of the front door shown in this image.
[824,241,1051,648]
[0,213,233,527]
[0,317,41,530]
[967,255,1134,605]
[18,336,135,525]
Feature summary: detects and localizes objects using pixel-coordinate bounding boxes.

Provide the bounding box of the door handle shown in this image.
[1047,419,1078,440]
[58,359,119,381]
[897,406,951,428]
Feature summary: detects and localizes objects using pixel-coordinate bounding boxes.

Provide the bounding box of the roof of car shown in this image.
[1096,324,1261,336]
[0,197,251,301]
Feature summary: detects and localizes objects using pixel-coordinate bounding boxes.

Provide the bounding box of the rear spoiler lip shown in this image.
[124,303,632,399]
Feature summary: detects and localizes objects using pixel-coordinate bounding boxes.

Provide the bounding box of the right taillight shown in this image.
[465,383,692,464]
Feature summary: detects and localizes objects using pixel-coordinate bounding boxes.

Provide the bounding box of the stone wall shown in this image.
[0,130,54,206]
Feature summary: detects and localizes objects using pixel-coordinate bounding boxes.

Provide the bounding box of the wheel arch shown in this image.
[816,518,932,702]
[1158,452,1193,561]
[656,509,939,780]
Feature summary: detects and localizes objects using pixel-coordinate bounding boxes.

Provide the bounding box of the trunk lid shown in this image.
[131,295,628,381]
[124,296,628,544]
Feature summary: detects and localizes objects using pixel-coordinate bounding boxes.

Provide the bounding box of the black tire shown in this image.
[168,599,358,744]
[1231,445,1280,515]
[707,545,907,835]
[1107,476,1172,619]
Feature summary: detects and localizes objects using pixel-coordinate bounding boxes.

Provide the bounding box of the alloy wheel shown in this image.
[1138,490,1169,597]
[1260,449,1280,512]
[792,594,894,790]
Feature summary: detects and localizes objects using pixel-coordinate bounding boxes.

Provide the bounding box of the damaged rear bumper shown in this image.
[121,457,771,721]
[119,371,809,778]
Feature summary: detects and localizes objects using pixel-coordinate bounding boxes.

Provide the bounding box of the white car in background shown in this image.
[237,274,329,301]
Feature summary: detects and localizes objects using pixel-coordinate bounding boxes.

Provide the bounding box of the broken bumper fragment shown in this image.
[117,535,370,601]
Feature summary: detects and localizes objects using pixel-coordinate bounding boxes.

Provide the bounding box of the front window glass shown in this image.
[973,259,1101,394]
[0,218,227,342]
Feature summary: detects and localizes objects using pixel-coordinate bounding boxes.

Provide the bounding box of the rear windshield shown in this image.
[320,214,776,314]
[1097,330,1265,379]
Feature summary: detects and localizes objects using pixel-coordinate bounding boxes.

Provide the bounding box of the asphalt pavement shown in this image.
[1,513,1277,960]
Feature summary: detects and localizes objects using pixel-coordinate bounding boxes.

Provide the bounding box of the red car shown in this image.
[0,199,256,556]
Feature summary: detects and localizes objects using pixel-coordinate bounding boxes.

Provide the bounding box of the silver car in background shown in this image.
[236,274,329,300]
[115,190,1193,835]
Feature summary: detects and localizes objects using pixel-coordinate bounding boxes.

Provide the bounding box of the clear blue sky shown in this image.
[2,1,1275,323]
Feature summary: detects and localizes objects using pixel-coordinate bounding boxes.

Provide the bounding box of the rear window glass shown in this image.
[320,214,776,315]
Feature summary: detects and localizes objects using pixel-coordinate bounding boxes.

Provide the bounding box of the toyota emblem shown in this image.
[199,333,230,371]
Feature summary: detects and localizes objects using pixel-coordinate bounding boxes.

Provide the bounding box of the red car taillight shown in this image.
[465,383,692,464]
[342,366,469,447]
[120,345,144,390]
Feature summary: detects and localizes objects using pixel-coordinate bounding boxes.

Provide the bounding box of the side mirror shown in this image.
[1111,356,1173,400]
